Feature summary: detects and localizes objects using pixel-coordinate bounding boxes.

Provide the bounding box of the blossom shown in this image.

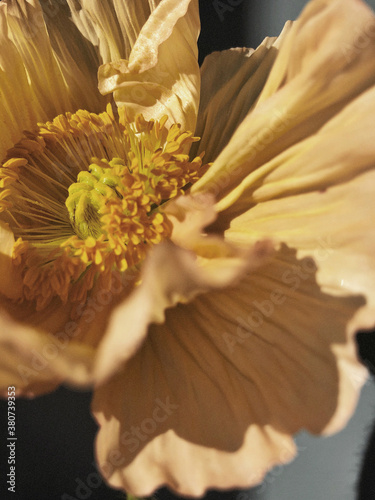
[1,0,375,497]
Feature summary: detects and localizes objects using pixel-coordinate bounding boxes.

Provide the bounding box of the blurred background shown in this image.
[1,1,375,499]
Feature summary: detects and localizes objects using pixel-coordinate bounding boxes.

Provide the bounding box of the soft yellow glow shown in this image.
[0,104,205,310]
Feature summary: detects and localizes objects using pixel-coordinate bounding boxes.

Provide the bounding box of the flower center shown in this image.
[0,105,205,310]
[66,162,122,240]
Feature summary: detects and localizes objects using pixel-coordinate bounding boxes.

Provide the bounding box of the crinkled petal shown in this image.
[5,0,75,115]
[98,0,200,131]
[93,235,273,383]
[192,24,291,163]
[214,83,375,214]
[0,310,95,397]
[0,2,44,160]
[66,0,161,64]
[226,168,375,332]
[192,0,375,204]
[92,245,366,497]
[0,0,106,162]
[0,266,138,395]
[164,193,258,259]
[41,0,107,113]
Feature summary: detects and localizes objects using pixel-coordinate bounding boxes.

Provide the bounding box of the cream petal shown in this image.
[192,25,291,163]
[98,0,200,131]
[41,0,106,113]
[67,0,161,64]
[227,168,375,332]
[2,266,137,351]
[5,0,75,115]
[0,310,95,397]
[0,0,107,163]
[257,0,375,103]
[165,194,274,281]
[215,83,375,214]
[192,0,375,204]
[163,193,255,259]
[93,235,273,384]
[92,244,366,496]
[0,269,134,396]
[0,2,44,160]
[164,193,218,244]
[70,269,140,349]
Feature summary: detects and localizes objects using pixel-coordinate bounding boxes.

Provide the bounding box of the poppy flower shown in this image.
[0,0,375,497]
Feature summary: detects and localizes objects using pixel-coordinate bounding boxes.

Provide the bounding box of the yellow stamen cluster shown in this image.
[0,105,205,310]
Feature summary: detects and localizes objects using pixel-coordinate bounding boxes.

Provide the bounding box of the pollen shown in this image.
[0,105,206,310]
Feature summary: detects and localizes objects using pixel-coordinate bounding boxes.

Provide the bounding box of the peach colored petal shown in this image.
[71,269,139,349]
[92,245,366,497]
[98,0,200,131]
[66,0,162,64]
[1,266,137,353]
[226,168,375,335]
[0,1,373,497]
[41,1,107,113]
[192,0,375,204]
[5,0,76,115]
[0,310,95,397]
[0,279,129,397]
[192,24,291,163]
[0,2,44,160]
[252,85,375,202]
[164,193,254,260]
[93,236,273,384]
[164,193,218,244]
[0,0,109,162]
[213,79,375,215]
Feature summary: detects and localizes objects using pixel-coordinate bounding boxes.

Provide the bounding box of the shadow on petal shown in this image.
[92,244,367,496]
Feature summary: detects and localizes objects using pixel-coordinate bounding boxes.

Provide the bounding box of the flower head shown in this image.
[1,0,375,497]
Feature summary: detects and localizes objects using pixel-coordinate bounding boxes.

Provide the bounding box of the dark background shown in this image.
[1,1,375,499]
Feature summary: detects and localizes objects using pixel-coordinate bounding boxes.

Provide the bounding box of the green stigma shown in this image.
[65,159,124,239]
